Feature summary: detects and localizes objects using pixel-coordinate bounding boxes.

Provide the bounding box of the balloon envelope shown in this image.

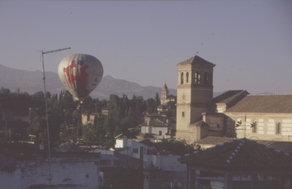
[58,54,103,102]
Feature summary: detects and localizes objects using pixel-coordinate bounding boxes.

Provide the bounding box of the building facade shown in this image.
[176,56,215,142]
[175,55,292,143]
[224,94,292,141]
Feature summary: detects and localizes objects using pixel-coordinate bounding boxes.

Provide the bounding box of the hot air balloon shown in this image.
[58,54,103,102]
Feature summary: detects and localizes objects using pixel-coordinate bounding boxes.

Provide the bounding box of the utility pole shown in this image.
[41,47,71,185]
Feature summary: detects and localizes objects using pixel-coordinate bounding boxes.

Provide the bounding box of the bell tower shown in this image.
[160,84,169,105]
[176,56,215,142]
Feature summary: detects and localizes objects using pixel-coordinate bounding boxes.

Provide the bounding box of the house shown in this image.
[142,112,176,139]
[81,113,101,125]
[140,119,171,140]
[179,138,292,189]
[115,136,187,189]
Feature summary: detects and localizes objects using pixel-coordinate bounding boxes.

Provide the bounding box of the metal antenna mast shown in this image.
[41,47,71,185]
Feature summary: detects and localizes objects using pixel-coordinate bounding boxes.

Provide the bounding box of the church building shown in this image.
[175,55,292,143]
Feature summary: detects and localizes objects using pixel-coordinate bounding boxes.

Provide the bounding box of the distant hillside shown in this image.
[0,64,176,100]
[91,75,177,99]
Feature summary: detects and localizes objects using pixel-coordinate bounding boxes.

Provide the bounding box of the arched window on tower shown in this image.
[194,72,201,84]
[186,72,189,83]
[198,73,201,84]
[204,72,209,84]
[180,72,184,84]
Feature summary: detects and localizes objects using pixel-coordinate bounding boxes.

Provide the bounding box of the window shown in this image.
[276,122,281,134]
[186,72,189,83]
[194,72,201,84]
[159,131,162,136]
[133,148,139,153]
[204,72,209,84]
[181,72,184,84]
[182,111,185,117]
[198,73,201,84]
[251,121,257,133]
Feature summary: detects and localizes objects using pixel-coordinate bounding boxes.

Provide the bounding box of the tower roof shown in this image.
[177,55,216,68]
[162,83,168,90]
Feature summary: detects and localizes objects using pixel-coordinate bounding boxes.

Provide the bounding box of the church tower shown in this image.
[176,56,215,142]
[160,84,169,105]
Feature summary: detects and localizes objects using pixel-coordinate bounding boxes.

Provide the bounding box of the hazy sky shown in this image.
[0,0,291,94]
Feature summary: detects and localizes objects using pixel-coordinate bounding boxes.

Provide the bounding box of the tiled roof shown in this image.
[266,141,292,153]
[179,138,292,172]
[141,119,168,127]
[114,152,142,167]
[177,55,216,68]
[144,112,167,117]
[168,94,176,98]
[225,94,292,113]
[139,139,156,146]
[196,136,292,153]
[196,136,236,145]
[212,90,248,104]
[191,120,209,127]
[136,133,155,139]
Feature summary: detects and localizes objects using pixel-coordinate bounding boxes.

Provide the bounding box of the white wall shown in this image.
[117,138,152,159]
[225,113,292,141]
[152,127,168,138]
[141,125,169,139]
[0,155,99,189]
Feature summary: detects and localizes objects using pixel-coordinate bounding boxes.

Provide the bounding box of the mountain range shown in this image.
[0,64,176,100]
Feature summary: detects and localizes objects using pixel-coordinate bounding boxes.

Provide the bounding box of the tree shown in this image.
[27,115,47,143]
[155,139,200,155]
[165,101,176,117]
[16,88,21,94]
[31,91,46,116]
[146,98,156,113]
[59,123,71,142]
[0,87,10,94]
[154,92,161,112]
[104,95,120,134]
[82,123,98,142]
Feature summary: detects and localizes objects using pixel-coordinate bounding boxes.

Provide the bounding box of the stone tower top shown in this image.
[177,55,216,68]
